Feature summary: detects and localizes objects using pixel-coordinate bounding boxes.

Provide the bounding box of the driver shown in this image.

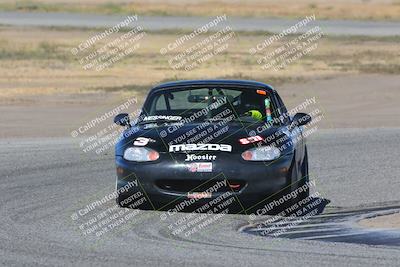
[239,91,264,121]
[244,110,263,121]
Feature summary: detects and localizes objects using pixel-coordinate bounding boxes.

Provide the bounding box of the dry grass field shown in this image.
[0,24,399,137]
[1,0,400,20]
[0,25,399,101]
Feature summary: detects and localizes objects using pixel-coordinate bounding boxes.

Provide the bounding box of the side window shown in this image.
[274,93,289,124]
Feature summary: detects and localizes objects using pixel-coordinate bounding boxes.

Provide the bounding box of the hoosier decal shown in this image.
[185,154,217,161]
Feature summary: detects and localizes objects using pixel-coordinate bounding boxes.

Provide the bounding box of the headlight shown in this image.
[123,147,159,162]
[241,146,281,161]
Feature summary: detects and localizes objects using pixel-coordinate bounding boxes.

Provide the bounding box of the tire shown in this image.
[286,157,301,209]
[280,152,308,214]
[266,156,300,215]
[298,147,310,201]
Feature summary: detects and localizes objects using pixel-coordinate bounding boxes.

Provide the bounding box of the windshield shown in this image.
[141,87,278,124]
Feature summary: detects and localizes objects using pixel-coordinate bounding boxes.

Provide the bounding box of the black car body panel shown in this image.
[114,80,310,214]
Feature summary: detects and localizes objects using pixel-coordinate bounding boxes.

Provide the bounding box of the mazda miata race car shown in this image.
[114,80,312,215]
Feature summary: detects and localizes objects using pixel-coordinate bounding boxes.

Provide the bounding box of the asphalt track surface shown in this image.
[1,128,400,266]
[1,11,400,36]
[242,205,400,247]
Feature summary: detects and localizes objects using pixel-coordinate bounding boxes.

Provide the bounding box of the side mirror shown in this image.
[290,113,311,128]
[114,113,130,127]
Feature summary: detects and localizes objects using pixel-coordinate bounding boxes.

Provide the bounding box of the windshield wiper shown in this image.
[137,119,181,125]
[205,118,227,122]
[231,116,258,123]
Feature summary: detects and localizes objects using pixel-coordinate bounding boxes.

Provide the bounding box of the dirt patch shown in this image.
[279,74,400,128]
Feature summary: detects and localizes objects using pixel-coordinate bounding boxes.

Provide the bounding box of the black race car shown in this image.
[114,80,312,215]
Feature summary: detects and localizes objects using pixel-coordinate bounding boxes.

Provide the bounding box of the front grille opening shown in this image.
[155,179,246,193]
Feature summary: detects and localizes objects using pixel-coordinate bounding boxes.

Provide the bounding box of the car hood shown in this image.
[116,122,288,155]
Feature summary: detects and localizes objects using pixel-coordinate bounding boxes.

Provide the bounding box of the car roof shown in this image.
[150,79,276,93]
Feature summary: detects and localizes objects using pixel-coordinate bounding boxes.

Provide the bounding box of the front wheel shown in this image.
[297,147,310,201]
[279,152,309,214]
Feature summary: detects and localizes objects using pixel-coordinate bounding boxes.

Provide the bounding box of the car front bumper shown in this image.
[115,152,293,213]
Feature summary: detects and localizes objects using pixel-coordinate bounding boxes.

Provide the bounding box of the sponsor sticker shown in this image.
[133,137,156,146]
[187,162,213,172]
[169,143,232,152]
[187,192,212,199]
[239,135,263,145]
[143,115,182,121]
[185,154,217,161]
